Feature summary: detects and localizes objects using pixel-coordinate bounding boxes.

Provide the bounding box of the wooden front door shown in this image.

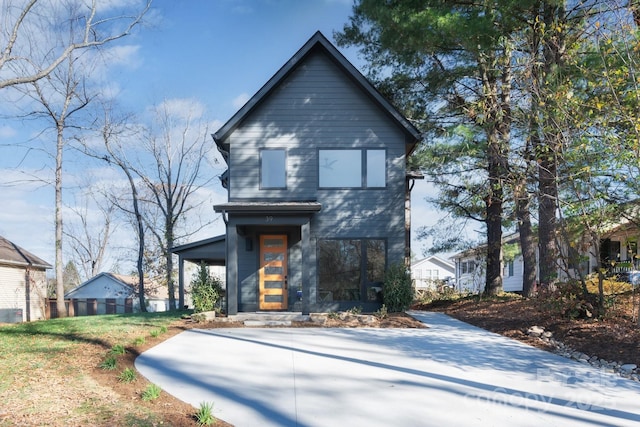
[259,235,288,310]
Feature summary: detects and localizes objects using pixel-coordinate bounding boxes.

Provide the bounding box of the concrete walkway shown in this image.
[135,311,640,426]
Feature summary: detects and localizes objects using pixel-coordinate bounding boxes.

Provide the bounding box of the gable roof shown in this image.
[0,236,52,269]
[65,272,166,299]
[412,255,455,271]
[65,272,133,297]
[212,31,422,150]
[451,232,521,260]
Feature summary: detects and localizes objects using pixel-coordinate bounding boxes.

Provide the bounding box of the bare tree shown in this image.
[64,188,117,281]
[0,0,151,90]
[96,108,148,312]
[18,47,93,317]
[4,0,151,317]
[133,100,216,309]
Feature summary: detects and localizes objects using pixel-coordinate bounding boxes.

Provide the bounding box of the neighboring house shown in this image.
[453,222,640,293]
[0,236,51,323]
[411,256,455,289]
[451,246,488,294]
[452,233,524,293]
[65,273,170,313]
[211,32,421,314]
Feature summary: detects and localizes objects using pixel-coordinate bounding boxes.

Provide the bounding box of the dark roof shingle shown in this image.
[0,236,52,269]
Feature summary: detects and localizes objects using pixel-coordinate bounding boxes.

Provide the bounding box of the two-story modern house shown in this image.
[212,32,421,315]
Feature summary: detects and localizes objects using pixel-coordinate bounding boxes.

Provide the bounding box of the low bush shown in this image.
[117,367,137,383]
[99,355,117,371]
[194,401,216,426]
[346,306,362,315]
[191,262,224,313]
[536,280,597,319]
[141,383,162,401]
[375,304,388,319]
[383,263,413,312]
[109,344,126,355]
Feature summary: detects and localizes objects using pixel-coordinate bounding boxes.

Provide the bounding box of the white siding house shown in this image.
[452,233,521,293]
[65,273,171,313]
[411,256,455,289]
[453,221,640,294]
[0,236,51,322]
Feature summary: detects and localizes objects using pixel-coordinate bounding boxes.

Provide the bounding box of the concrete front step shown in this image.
[243,320,292,327]
[226,312,310,323]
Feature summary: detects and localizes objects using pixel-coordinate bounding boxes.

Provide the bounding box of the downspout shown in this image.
[25,266,31,322]
[405,178,413,268]
[405,171,424,268]
[220,209,228,226]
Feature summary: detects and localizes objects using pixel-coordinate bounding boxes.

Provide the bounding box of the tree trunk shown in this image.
[515,184,537,297]
[480,45,510,297]
[537,0,566,289]
[122,166,146,312]
[166,233,176,310]
[484,192,503,296]
[55,125,67,317]
[538,148,559,287]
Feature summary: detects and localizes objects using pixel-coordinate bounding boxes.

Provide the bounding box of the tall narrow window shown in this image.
[261,149,286,188]
[366,150,386,187]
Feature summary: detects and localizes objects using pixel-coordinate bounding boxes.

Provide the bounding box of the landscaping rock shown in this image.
[620,364,637,374]
[527,325,545,337]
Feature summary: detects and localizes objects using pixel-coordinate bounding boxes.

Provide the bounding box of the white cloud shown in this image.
[102,44,143,70]
[232,93,250,109]
[0,126,17,139]
[152,98,206,122]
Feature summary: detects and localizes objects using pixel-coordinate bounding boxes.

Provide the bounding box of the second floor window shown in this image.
[261,149,286,188]
[319,149,386,188]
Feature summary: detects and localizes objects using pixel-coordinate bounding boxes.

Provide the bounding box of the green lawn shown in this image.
[0,311,187,426]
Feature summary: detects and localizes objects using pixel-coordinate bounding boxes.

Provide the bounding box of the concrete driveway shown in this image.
[135,311,640,426]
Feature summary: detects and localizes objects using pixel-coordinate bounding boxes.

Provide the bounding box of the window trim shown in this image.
[260,148,287,189]
[318,148,387,189]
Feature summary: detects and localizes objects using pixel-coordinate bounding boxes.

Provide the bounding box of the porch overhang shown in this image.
[214,201,322,216]
[171,235,227,309]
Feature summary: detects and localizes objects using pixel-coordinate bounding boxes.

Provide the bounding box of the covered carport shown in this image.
[171,235,226,309]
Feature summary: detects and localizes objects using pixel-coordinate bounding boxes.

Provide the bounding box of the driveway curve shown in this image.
[135,311,640,427]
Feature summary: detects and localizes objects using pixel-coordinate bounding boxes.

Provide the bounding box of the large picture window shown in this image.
[317,239,386,302]
[260,149,286,188]
[319,149,385,188]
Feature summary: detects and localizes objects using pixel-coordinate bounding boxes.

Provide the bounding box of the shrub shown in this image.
[194,401,216,426]
[118,367,137,383]
[383,263,413,312]
[99,356,117,371]
[141,383,162,401]
[109,344,126,355]
[191,262,223,313]
[346,306,362,315]
[375,304,388,319]
[536,280,597,319]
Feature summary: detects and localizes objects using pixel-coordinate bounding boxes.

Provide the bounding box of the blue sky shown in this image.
[0,0,451,272]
